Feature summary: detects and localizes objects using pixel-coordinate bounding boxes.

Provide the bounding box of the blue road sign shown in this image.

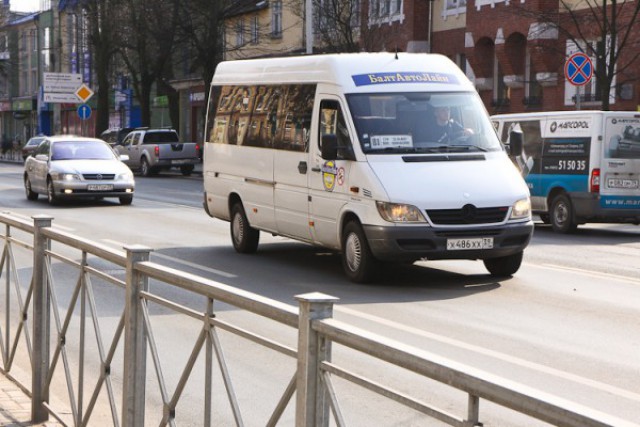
[77,104,92,120]
[565,53,593,86]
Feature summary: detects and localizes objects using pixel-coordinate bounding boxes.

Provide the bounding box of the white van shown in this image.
[492,111,640,233]
[203,53,533,282]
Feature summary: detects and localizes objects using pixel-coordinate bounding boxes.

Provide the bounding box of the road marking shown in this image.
[337,305,640,403]
[533,262,640,284]
[102,239,237,278]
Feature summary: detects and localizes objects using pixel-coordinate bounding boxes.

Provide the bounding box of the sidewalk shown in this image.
[0,374,62,427]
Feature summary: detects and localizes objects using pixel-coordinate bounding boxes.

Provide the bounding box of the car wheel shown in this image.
[341,221,379,283]
[46,179,58,205]
[140,158,152,177]
[230,203,259,253]
[539,213,550,224]
[180,165,194,176]
[483,251,523,277]
[24,176,38,201]
[550,194,577,233]
[119,195,133,205]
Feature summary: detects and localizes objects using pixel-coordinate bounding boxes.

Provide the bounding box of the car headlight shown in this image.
[510,198,531,220]
[376,201,426,223]
[52,173,81,181]
[117,171,134,181]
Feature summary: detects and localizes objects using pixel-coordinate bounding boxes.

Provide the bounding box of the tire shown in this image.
[119,195,133,205]
[539,213,550,224]
[47,179,58,205]
[180,165,194,176]
[550,194,577,233]
[341,221,380,283]
[140,158,152,177]
[230,203,259,253]
[484,251,523,277]
[24,176,38,201]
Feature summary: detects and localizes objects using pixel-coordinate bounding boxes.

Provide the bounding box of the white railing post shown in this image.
[295,292,339,427]
[122,245,151,427]
[31,214,53,423]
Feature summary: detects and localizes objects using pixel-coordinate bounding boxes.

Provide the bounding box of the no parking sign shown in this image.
[565,52,593,86]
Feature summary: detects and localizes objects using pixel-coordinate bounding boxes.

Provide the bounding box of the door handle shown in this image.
[311,167,321,172]
[298,161,308,174]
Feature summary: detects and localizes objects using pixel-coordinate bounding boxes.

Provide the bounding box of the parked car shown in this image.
[100,127,134,147]
[21,136,46,160]
[23,135,135,205]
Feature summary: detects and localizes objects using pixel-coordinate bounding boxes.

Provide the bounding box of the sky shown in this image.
[10,0,41,13]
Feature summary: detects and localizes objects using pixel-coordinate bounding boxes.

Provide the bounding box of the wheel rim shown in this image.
[554,201,569,226]
[232,212,244,245]
[142,161,148,175]
[345,232,362,273]
[47,182,54,202]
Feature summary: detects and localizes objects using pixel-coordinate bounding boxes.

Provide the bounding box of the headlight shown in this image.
[117,171,134,181]
[376,201,426,223]
[510,198,531,220]
[53,173,81,181]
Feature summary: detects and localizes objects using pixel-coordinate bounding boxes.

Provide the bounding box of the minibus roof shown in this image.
[211,53,474,94]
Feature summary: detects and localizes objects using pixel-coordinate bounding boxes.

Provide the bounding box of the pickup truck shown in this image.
[116,128,200,176]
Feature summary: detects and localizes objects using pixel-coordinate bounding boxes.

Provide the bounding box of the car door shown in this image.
[120,132,140,168]
[308,97,355,248]
[28,140,51,192]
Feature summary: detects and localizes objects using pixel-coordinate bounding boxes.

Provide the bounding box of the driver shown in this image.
[431,106,473,143]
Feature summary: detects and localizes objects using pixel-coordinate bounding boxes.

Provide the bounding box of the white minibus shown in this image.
[492,111,640,233]
[203,53,533,282]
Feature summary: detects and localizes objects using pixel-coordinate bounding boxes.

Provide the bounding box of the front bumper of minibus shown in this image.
[363,221,534,262]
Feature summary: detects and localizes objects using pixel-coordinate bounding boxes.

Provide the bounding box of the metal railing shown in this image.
[0,211,633,427]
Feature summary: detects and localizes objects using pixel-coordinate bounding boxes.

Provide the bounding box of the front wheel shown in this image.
[341,221,379,283]
[483,251,523,277]
[230,203,259,253]
[25,176,38,200]
[47,179,58,205]
[119,195,133,205]
[550,194,577,233]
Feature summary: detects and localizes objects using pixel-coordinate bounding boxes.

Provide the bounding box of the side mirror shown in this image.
[321,134,338,160]
[119,154,130,162]
[509,130,523,156]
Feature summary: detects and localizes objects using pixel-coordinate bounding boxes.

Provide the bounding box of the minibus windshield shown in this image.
[347,92,503,154]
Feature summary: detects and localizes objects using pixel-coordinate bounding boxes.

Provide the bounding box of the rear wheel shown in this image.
[230,203,259,253]
[483,251,523,277]
[550,194,577,233]
[140,158,152,177]
[24,176,38,200]
[46,179,58,205]
[341,221,379,283]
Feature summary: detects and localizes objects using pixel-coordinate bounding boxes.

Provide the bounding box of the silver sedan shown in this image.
[24,135,135,205]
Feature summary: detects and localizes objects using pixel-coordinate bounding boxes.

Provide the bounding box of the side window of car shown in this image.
[35,141,50,156]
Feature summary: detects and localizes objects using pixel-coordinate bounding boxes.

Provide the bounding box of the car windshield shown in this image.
[51,141,116,161]
[347,92,503,154]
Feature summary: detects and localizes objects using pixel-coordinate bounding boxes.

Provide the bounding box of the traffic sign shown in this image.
[75,84,94,103]
[77,104,92,120]
[43,72,82,92]
[565,53,593,86]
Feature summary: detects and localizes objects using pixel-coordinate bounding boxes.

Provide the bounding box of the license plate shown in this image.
[607,178,639,189]
[172,159,189,165]
[87,184,113,191]
[447,238,494,250]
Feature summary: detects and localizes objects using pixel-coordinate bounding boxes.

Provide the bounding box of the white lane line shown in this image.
[533,262,640,284]
[336,305,640,403]
[102,239,236,278]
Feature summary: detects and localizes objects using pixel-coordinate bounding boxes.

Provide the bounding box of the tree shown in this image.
[518,0,640,110]
[118,0,179,126]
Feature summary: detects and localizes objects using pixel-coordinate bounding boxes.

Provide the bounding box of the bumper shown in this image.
[155,159,198,169]
[571,193,640,223]
[53,181,134,199]
[363,221,534,262]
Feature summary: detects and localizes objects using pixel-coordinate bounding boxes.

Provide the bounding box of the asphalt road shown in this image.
[1,162,639,426]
